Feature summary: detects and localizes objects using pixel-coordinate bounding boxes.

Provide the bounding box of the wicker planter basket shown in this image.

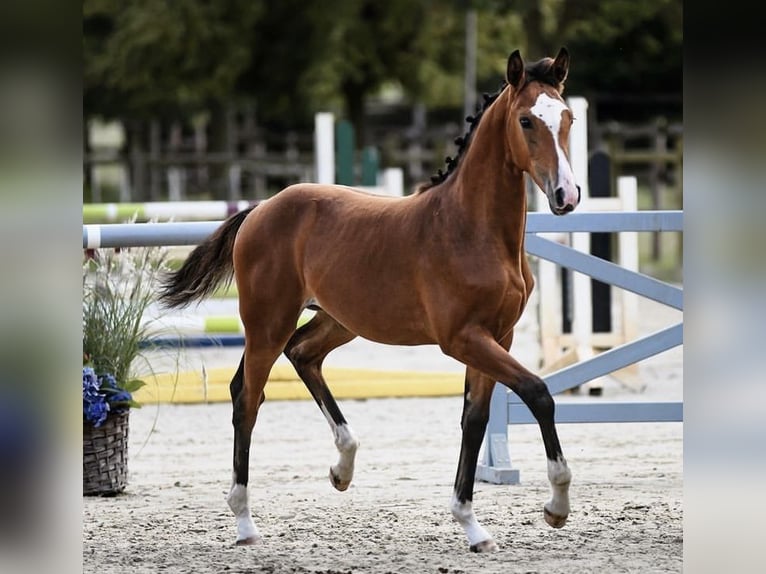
[83,410,130,496]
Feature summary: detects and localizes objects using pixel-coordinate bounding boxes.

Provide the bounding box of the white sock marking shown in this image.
[319,404,359,484]
[450,494,493,547]
[546,456,571,517]
[332,423,358,482]
[227,482,260,541]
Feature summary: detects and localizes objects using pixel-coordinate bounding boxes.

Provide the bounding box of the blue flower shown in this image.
[82,367,100,397]
[100,373,118,390]
[84,395,109,427]
[107,389,132,414]
[83,367,133,426]
[111,389,131,403]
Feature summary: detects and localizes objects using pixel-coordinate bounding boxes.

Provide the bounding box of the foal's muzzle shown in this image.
[550,184,580,215]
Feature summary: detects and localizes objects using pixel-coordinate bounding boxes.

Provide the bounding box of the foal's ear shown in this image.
[506,50,525,89]
[552,47,570,88]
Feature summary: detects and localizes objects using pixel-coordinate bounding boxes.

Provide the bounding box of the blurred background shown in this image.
[83,0,683,277]
[14,1,766,573]
[7,1,766,572]
[5,1,690,572]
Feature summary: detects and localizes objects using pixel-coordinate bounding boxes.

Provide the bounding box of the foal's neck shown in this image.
[450,88,527,248]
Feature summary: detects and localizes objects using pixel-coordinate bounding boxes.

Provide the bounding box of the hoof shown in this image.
[235,535,261,546]
[543,506,568,528]
[470,539,499,553]
[330,467,351,491]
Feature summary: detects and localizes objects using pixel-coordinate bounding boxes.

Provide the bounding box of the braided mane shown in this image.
[415,56,564,194]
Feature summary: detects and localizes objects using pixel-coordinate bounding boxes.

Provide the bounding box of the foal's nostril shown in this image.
[554,187,565,208]
[576,185,581,203]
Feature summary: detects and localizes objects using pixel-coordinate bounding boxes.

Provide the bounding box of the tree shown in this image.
[485,0,682,119]
[83,0,260,121]
[83,0,682,147]
[562,0,682,117]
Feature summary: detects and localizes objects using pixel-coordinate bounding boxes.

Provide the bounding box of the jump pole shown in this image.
[83,200,255,223]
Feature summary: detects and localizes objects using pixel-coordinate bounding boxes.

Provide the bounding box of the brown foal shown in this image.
[159,47,580,552]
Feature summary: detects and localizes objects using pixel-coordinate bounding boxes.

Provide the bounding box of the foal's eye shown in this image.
[519,117,533,129]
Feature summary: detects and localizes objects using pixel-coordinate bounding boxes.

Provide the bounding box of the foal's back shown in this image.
[234,183,440,345]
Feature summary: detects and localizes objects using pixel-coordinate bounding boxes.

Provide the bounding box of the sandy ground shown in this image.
[83,298,683,573]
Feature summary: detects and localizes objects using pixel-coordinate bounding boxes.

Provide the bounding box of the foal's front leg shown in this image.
[449,328,572,536]
[451,368,498,552]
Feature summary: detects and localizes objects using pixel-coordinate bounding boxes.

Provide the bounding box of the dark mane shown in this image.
[415,56,563,194]
[414,83,506,194]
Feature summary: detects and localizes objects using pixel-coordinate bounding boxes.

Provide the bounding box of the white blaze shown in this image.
[530,92,577,203]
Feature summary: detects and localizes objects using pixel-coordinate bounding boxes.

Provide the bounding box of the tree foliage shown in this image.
[84,0,259,120]
[561,0,682,99]
[83,0,682,130]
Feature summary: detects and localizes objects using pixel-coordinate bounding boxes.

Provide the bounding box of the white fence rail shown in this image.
[476,209,683,484]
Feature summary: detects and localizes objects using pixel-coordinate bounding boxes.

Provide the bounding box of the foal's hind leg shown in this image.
[227,312,299,545]
[227,354,261,544]
[284,310,359,491]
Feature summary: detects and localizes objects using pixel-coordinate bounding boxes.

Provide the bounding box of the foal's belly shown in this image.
[310,282,437,346]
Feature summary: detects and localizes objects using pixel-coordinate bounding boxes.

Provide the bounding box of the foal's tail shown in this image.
[158,206,257,309]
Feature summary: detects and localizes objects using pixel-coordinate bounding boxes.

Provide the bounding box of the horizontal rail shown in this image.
[83,201,256,224]
[83,221,220,249]
[526,210,682,233]
[83,210,684,249]
[508,401,683,424]
[140,335,246,349]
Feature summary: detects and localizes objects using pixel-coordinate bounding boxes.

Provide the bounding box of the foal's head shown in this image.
[505,47,580,215]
